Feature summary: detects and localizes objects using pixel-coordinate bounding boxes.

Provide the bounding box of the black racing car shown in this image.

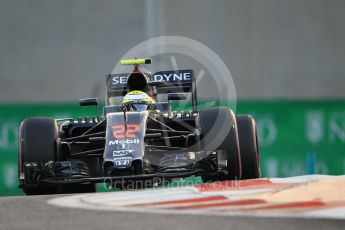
[18,58,260,195]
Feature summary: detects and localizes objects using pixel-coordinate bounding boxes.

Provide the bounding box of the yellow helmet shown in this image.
[122,90,154,111]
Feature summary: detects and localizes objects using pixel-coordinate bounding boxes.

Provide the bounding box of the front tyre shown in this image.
[236,115,261,179]
[18,117,96,195]
[198,107,242,182]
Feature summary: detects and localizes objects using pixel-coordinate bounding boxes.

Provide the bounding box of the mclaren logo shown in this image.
[113,150,134,156]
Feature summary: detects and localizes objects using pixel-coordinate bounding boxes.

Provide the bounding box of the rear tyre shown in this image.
[198,107,242,182]
[19,117,96,195]
[236,115,260,179]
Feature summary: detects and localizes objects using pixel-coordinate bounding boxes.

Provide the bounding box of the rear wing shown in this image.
[106,69,197,111]
[106,70,195,96]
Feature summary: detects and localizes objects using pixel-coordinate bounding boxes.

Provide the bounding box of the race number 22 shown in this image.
[112,124,139,139]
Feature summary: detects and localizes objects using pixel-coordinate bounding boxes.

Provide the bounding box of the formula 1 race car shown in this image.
[18,58,260,195]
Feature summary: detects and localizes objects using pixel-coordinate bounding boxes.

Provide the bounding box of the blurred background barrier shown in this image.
[1,100,344,196]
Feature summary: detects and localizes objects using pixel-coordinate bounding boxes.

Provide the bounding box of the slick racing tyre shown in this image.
[236,115,261,179]
[198,107,242,182]
[19,117,95,195]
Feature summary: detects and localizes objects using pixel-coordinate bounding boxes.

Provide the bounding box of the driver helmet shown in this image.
[122,90,154,111]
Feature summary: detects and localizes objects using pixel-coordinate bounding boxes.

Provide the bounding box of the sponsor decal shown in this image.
[153,72,192,82]
[305,111,324,144]
[329,112,345,143]
[112,76,127,85]
[0,121,19,151]
[113,150,134,156]
[114,156,132,166]
[114,157,132,160]
[114,160,130,166]
[117,143,130,150]
[256,116,277,146]
[111,71,192,85]
[109,124,140,146]
[109,139,139,146]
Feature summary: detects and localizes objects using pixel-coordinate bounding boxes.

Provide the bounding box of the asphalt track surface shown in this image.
[0,194,344,230]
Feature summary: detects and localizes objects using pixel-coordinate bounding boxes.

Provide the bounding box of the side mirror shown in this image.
[79,98,98,106]
[168,93,187,101]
